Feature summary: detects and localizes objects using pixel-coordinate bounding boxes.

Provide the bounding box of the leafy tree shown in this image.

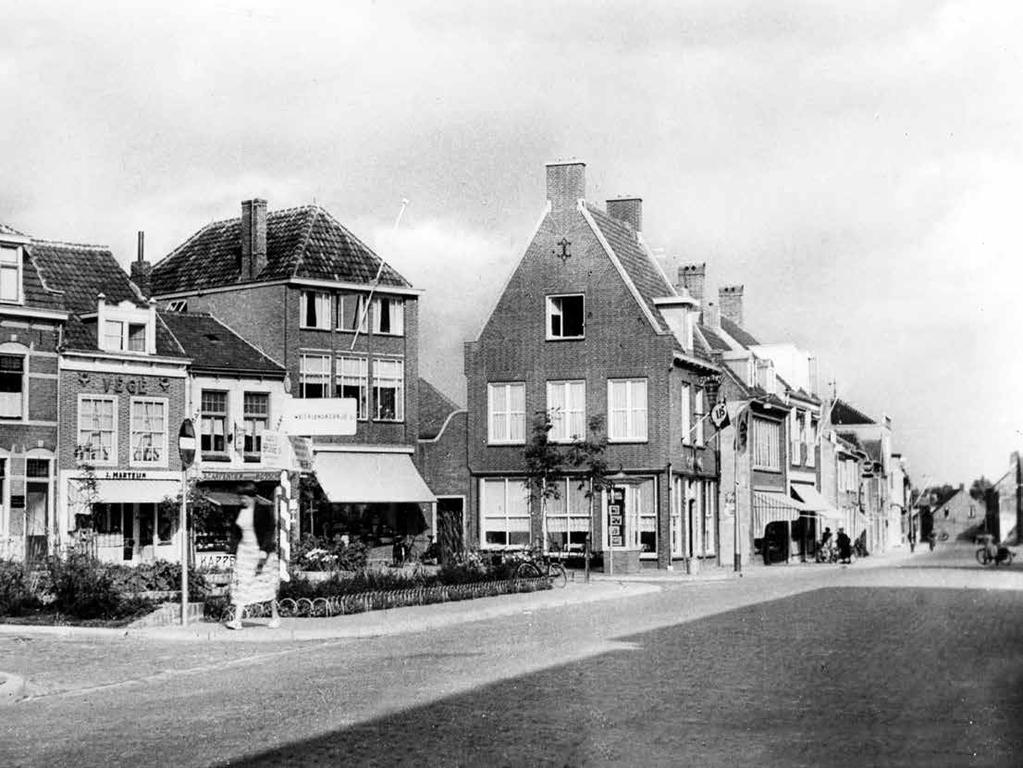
[523,410,565,517]
[969,476,995,501]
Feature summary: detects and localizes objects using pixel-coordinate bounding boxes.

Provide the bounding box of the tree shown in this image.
[523,411,565,526]
[969,476,995,502]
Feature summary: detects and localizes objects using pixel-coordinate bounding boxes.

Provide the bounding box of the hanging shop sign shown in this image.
[280,398,357,436]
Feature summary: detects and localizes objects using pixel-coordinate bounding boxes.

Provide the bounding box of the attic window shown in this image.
[0,245,22,303]
[204,333,221,343]
[546,294,584,340]
[167,300,187,312]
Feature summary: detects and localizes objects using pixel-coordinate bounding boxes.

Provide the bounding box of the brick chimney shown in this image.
[129,230,152,299]
[606,198,642,233]
[546,161,586,212]
[240,199,268,280]
[719,285,744,327]
[677,263,706,303]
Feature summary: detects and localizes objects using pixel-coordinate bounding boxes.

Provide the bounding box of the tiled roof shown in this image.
[30,240,144,314]
[699,324,733,352]
[159,311,285,375]
[151,205,411,295]
[61,313,187,358]
[0,223,27,237]
[720,316,759,347]
[19,248,65,312]
[418,378,464,440]
[830,398,877,425]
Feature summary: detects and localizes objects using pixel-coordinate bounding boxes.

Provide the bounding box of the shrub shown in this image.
[0,559,38,616]
[292,534,369,572]
[44,553,153,620]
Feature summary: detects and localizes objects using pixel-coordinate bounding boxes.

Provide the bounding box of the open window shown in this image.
[546,294,584,339]
[0,353,25,419]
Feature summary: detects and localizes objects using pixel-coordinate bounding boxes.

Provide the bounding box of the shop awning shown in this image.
[790,485,844,524]
[313,452,436,504]
[752,491,807,531]
[92,479,181,505]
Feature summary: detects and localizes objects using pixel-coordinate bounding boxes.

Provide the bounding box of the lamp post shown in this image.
[177,419,196,626]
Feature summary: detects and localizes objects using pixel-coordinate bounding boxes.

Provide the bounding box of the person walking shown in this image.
[836,527,852,565]
[908,530,916,553]
[224,484,280,631]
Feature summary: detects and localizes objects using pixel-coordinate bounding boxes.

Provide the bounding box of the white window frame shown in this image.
[300,291,332,330]
[129,397,168,467]
[806,418,817,468]
[299,353,332,398]
[789,410,801,464]
[0,351,26,420]
[336,356,369,420]
[0,245,22,304]
[752,418,781,471]
[372,357,404,421]
[199,389,229,457]
[546,380,586,443]
[77,395,118,466]
[681,382,692,446]
[480,477,531,550]
[695,387,706,447]
[542,477,591,553]
[337,292,368,333]
[545,294,585,340]
[372,297,405,336]
[607,378,648,443]
[242,391,270,459]
[488,382,526,445]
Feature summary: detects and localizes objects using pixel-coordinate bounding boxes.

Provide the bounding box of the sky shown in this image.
[1,0,1020,486]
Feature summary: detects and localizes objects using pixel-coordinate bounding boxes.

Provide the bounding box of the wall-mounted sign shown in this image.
[75,372,172,395]
[280,398,356,436]
[199,469,282,482]
[103,471,148,481]
[607,486,626,548]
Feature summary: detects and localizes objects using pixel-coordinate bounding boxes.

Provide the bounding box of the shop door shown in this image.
[25,483,49,564]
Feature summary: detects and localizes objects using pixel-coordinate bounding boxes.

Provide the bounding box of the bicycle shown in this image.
[513,546,568,588]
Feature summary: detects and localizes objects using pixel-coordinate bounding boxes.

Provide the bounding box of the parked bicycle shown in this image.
[976,534,1014,567]
[513,545,568,588]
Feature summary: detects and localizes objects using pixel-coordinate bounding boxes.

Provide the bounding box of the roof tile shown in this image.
[158,311,285,375]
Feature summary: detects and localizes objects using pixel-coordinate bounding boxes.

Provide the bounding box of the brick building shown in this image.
[416,379,468,557]
[0,225,67,562]
[149,200,435,548]
[464,162,721,571]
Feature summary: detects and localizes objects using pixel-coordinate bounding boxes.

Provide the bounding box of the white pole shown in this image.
[180,468,188,626]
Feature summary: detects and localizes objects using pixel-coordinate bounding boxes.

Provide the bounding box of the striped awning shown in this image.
[752,491,807,532]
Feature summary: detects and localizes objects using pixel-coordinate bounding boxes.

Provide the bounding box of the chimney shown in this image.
[677,263,706,303]
[545,161,586,212]
[719,285,744,327]
[606,198,642,233]
[703,300,720,329]
[240,199,268,280]
[130,230,152,299]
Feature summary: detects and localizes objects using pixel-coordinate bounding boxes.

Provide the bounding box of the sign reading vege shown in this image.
[280,398,357,436]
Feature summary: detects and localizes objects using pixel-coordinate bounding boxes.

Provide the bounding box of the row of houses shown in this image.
[0,161,911,571]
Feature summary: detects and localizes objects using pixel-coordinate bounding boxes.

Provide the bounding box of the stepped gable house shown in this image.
[149,200,435,545]
[464,162,722,571]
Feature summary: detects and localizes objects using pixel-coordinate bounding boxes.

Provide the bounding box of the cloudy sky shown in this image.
[2,0,1020,486]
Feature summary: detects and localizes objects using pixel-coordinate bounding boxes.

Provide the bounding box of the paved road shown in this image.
[2,544,1021,767]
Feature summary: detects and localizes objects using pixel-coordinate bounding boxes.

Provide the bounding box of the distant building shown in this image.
[991,452,1022,544]
[928,485,983,544]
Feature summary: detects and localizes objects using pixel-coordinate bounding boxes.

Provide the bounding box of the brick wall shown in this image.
[417,411,469,498]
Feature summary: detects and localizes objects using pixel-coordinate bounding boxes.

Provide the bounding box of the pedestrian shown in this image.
[224,484,279,631]
[908,530,916,553]
[836,527,852,565]
[927,530,936,551]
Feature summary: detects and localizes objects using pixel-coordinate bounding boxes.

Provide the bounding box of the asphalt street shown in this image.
[2,544,1021,767]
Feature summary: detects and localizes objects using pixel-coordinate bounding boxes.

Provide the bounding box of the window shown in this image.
[243,393,269,459]
[372,297,404,336]
[337,291,368,333]
[299,354,331,398]
[78,396,116,464]
[546,294,584,339]
[0,245,21,303]
[0,354,24,419]
[488,382,525,444]
[547,380,585,442]
[336,357,368,419]
[300,291,331,330]
[373,358,404,421]
[200,390,227,455]
[636,478,657,556]
[26,458,48,478]
[681,383,692,446]
[127,324,146,352]
[544,478,591,552]
[695,387,706,447]
[789,410,801,463]
[481,478,530,548]
[608,379,647,442]
[102,320,148,352]
[752,419,781,471]
[701,479,718,556]
[806,419,817,467]
[130,398,167,465]
[166,299,188,312]
[103,320,124,351]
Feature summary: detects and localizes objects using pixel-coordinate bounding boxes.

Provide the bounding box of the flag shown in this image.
[710,401,730,430]
[734,407,749,453]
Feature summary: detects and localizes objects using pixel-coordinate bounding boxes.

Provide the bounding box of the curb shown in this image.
[0,671,26,706]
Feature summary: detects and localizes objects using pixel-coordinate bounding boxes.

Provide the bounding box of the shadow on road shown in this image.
[225,587,1023,768]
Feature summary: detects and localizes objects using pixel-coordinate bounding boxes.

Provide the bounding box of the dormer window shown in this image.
[103,320,147,352]
[96,300,156,354]
[0,245,22,303]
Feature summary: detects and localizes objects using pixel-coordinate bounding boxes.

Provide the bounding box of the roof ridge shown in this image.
[30,238,112,251]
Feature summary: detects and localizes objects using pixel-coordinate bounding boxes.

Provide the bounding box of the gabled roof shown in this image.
[151,205,411,295]
[0,223,27,237]
[830,398,877,426]
[418,378,464,440]
[17,247,65,312]
[30,240,145,314]
[158,311,285,376]
[62,313,187,358]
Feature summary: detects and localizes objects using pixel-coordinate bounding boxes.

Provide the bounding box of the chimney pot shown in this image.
[240,199,268,280]
[606,197,642,233]
[719,285,744,327]
[545,161,586,211]
[677,263,706,303]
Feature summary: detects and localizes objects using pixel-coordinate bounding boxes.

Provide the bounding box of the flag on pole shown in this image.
[734,406,750,453]
[710,400,730,430]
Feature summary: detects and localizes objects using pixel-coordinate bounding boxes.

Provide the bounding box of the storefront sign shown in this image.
[76,371,171,394]
[607,486,626,548]
[260,431,293,468]
[102,471,148,480]
[199,469,282,482]
[280,398,356,436]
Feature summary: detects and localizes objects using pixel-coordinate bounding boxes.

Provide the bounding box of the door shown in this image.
[436,497,464,563]
[670,478,684,557]
[25,483,49,564]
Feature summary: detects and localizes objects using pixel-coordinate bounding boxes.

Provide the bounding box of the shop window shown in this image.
[0,245,21,303]
[243,392,269,460]
[337,292,368,333]
[299,354,331,398]
[488,382,525,444]
[372,297,404,336]
[0,354,24,419]
[300,291,331,330]
[544,478,590,552]
[637,478,657,556]
[157,503,176,544]
[481,478,530,548]
[130,399,167,465]
[200,390,228,456]
[752,419,781,471]
[607,378,647,442]
[77,396,116,464]
[546,294,584,339]
[336,357,368,419]
[546,380,585,442]
[373,358,404,421]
